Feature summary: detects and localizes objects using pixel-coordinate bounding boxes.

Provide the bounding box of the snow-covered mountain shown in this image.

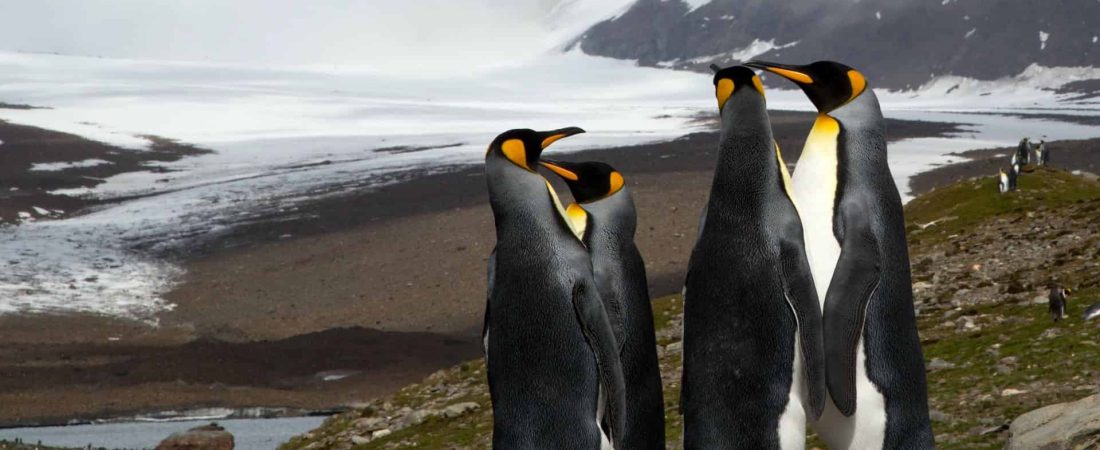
[573,0,1100,89]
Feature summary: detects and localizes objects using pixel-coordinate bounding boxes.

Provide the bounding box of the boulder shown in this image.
[156,422,234,450]
[1005,394,1100,450]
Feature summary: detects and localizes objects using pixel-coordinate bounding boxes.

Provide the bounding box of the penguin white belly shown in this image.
[777,332,807,450]
[793,115,887,449]
[790,116,843,307]
[812,339,887,449]
[597,386,613,450]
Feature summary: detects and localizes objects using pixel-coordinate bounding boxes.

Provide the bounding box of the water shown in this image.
[0,416,326,450]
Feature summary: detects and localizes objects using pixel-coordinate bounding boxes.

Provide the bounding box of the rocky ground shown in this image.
[0,440,79,450]
[282,166,1100,450]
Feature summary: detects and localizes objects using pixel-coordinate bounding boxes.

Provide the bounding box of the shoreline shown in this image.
[1,111,1076,427]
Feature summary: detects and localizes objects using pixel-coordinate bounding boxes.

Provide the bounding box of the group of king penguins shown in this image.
[999,137,1050,193]
[483,60,933,449]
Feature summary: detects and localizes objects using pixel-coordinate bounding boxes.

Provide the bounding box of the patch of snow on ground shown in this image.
[965,28,976,39]
[727,39,800,62]
[681,0,712,13]
[29,159,112,172]
[1040,31,1050,50]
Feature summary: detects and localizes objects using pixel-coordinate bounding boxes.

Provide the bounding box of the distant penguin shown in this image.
[539,159,666,450]
[1049,286,1071,322]
[1084,302,1100,321]
[998,169,1010,194]
[1008,163,1020,191]
[1017,138,1032,166]
[748,60,934,449]
[681,65,826,449]
[484,127,626,449]
[1037,140,1049,166]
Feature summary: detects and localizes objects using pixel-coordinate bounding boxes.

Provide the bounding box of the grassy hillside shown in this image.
[283,167,1100,450]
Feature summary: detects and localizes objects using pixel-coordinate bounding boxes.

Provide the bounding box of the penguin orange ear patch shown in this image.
[847,70,867,101]
[501,139,528,170]
[716,78,734,110]
[608,171,625,195]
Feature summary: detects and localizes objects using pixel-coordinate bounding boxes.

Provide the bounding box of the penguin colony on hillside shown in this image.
[483,61,934,449]
[998,137,1053,194]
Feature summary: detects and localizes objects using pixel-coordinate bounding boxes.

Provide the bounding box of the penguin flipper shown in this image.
[779,238,827,420]
[822,212,881,417]
[572,279,627,445]
[483,249,496,357]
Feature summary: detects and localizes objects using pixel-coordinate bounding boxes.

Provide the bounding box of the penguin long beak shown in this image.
[539,159,580,181]
[538,127,586,149]
[744,61,814,85]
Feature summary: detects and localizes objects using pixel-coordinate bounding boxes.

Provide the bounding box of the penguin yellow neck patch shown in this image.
[774,142,799,212]
[751,75,766,98]
[501,139,528,170]
[546,181,584,242]
[565,203,588,240]
[716,78,734,110]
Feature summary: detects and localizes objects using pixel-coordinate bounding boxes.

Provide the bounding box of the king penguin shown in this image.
[998,169,1010,194]
[1049,285,1071,322]
[680,65,827,449]
[746,60,934,449]
[483,127,626,449]
[539,158,666,449]
[1017,137,1033,166]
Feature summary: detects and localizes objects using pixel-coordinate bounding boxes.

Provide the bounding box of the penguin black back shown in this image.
[483,127,627,449]
[682,65,826,449]
[541,159,666,449]
[748,60,934,449]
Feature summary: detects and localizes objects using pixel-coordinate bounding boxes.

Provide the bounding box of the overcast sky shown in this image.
[0,0,632,73]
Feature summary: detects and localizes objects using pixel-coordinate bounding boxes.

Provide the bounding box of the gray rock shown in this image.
[929,409,952,423]
[928,357,956,371]
[156,422,234,450]
[350,435,371,445]
[666,341,683,354]
[353,417,384,430]
[397,409,435,428]
[441,402,481,418]
[1006,394,1100,450]
[372,429,392,439]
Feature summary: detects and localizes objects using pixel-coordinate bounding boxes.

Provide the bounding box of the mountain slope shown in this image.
[572,0,1100,89]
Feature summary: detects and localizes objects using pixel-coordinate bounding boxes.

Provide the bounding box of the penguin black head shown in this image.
[710,65,766,111]
[486,127,586,171]
[744,60,868,113]
[538,159,625,204]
